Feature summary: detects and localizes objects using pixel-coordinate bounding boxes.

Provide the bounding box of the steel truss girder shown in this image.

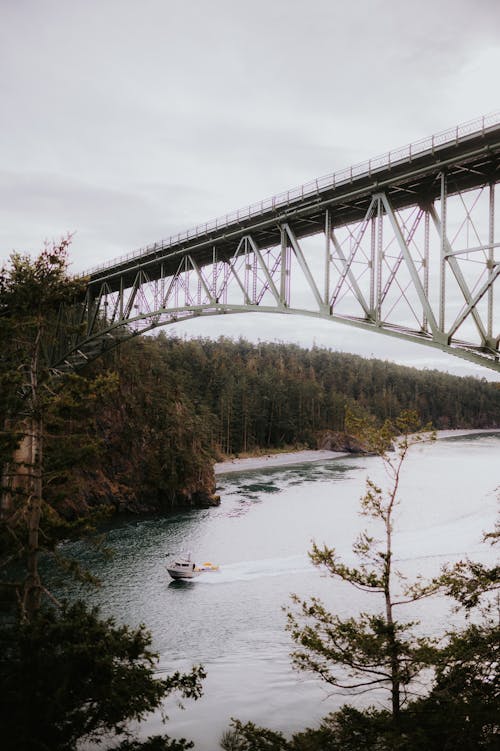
[52,181,500,374]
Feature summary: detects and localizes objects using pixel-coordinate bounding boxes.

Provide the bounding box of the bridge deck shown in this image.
[85,115,500,295]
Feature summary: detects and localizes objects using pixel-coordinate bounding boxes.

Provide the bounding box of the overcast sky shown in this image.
[1,0,499,380]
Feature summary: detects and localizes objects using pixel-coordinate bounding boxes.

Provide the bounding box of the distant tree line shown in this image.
[141,334,499,455]
[38,332,500,517]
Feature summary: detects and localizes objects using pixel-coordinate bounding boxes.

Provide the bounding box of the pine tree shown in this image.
[0,238,84,619]
[0,241,205,749]
[285,411,437,729]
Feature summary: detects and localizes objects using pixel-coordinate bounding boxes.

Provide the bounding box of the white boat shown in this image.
[166,551,219,580]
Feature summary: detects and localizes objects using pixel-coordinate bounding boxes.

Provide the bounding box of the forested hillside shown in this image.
[3,249,498,751]
[151,335,499,454]
[47,333,500,516]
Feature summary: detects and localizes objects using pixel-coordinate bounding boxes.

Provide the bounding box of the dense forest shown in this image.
[140,334,500,451]
[1,246,499,751]
[46,332,500,517]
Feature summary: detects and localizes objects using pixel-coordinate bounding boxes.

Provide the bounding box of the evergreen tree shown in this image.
[0,238,84,619]
[0,242,205,750]
[0,601,205,751]
[284,411,437,729]
[222,430,498,750]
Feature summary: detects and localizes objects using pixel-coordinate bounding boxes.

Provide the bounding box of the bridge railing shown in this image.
[83,111,500,277]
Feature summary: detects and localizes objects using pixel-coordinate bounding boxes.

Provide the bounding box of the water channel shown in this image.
[54,432,499,749]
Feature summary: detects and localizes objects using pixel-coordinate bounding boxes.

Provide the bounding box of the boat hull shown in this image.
[167,567,199,580]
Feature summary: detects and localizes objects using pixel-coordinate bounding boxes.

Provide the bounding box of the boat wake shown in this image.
[197,554,312,584]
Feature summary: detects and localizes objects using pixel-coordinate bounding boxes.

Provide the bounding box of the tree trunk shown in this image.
[23,329,43,621]
[0,419,32,517]
[24,414,43,620]
[385,578,401,724]
[384,491,401,726]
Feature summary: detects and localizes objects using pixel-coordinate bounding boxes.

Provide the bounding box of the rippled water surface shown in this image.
[52,433,499,749]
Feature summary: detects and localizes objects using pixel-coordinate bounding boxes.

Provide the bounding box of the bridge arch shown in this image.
[53,114,500,374]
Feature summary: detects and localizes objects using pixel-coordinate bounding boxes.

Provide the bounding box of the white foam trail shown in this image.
[197,554,312,584]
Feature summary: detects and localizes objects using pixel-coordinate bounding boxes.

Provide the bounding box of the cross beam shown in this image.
[52,114,500,373]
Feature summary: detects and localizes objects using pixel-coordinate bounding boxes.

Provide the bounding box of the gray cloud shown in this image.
[1,0,498,378]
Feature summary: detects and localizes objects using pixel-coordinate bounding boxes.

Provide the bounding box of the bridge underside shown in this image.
[52,117,500,373]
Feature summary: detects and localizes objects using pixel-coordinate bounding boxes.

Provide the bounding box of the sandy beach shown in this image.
[214,449,347,475]
[214,428,500,475]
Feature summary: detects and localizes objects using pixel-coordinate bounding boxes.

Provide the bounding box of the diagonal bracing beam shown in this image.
[428,204,491,346]
[245,235,282,307]
[378,193,441,339]
[329,229,371,318]
[330,196,377,309]
[282,223,325,312]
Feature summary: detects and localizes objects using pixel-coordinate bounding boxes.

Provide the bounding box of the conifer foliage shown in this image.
[285,411,437,726]
[0,242,204,750]
[0,238,85,619]
[0,601,204,751]
[223,415,499,750]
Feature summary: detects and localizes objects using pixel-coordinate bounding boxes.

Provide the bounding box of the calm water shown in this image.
[53,433,499,750]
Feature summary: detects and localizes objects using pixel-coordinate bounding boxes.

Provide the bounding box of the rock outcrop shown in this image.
[317,431,372,454]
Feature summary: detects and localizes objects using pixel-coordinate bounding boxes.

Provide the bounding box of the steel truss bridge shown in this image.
[53,113,500,373]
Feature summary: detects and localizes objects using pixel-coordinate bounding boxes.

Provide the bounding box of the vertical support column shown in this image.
[196,273,202,305]
[423,210,430,332]
[370,213,376,315]
[376,196,383,323]
[103,292,108,324]
[252,250,258,305]
[160,263,165,311]
[280,226,289,307]
[153,280,158,315]
[174,272,179,308]
[212,247,218,304]
[183,257,189,307]
[324,209,331,312]
[244,237,250,300]
[439,171,447,332]
[488,182,495,339]
[223,257,230,305]
[86,288,94,335]
[119,277,124,320]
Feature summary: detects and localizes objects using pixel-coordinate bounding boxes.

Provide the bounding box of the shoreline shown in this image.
[214,449,347,475]
[214,428,500,475]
